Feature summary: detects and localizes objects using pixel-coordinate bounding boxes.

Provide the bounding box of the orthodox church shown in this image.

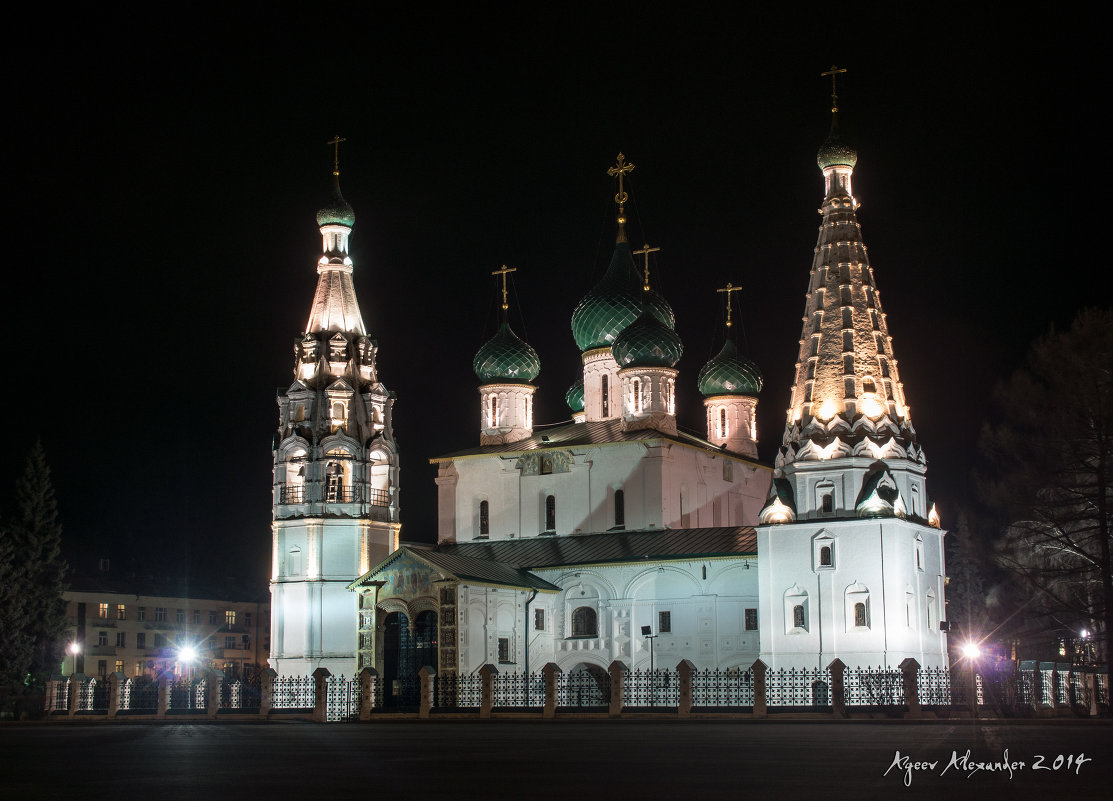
[269,84,948,685]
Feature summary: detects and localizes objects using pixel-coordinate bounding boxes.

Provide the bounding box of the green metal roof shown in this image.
[817,129,858,170]
[316,175,356,227]
[611,310,683,368]
[473,321,540,383]
[565,378,585,412]
[697,338,762,396]
[571,242,674,352]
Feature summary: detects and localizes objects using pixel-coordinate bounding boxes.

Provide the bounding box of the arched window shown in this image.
[821,494,833,514]
[863,377,876,394]
[854,602,867,627]
[601,375,610,416]
[571,606,597,637]
[488,395,498,428]
[720,408,728,438]
[632,378,641,413]
[614,489,625,528]
[793,604,806,629]
[544,495,556,532]
[325,463,343,502]
[479,500,489,538]
[819,545,832,566]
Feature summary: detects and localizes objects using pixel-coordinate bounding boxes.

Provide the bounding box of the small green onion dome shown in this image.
[697,338,763,396]
[571,242,675,352]
[817,129,858,170]
[473,321,541,383]
[316,176,356,228]
[565,379,585,413]
[611,310,683,368]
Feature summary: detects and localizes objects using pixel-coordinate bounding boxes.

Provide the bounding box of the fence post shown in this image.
[608,660,627,718]
[107,672,125,720]
[312,667,331,723]
[260,667,277,718]
[967,665,980,718]
[67,674,85,718]
[1085,671,1099,717]
[418,666,435,719]
[899,658,921,719]
[359,667,377,721]
[542,663,560,719]
[157,672,172,718]
[827,658,847,718]
[676,660,695,718]
[205,669,224,719]
[45,675,64,714]
[480,664,498,719]
[751,659,767,719]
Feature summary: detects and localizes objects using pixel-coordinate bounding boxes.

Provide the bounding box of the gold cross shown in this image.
[716,282,742,328]
[327,135,347,175]
[607,152,635,208]
[491,264,517,312]
[820,65,847,114]
[633,243,660,292]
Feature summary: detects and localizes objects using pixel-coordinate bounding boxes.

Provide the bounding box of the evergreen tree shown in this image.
[0,525,32,686]
[9,441,68,685]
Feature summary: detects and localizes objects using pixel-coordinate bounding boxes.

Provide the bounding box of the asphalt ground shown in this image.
[2,719,1111,801]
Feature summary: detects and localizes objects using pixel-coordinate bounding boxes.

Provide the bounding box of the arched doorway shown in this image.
[381,610,439,709]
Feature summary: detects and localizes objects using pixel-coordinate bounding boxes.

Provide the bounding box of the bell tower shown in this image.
[269,138,400,676]
[757,71,947,671]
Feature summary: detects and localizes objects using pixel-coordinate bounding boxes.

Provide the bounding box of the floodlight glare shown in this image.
[178,645,198,663]
[961,642,981,659]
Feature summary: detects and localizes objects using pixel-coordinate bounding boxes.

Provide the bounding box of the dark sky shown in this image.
[2,10,1101,587]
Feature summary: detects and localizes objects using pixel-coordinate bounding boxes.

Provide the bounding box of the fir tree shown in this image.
[9,441,69,685]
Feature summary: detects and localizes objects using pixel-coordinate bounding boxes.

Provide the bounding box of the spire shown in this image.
[607,152,634,243]
[306,136,366,335]
[778,76,921,472]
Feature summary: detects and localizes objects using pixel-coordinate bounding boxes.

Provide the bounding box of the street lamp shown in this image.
[641,625,659,705]
[178,644,198,680]
[68,641,81,676]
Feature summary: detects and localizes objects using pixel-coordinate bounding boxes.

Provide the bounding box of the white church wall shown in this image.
[757,517,947,670]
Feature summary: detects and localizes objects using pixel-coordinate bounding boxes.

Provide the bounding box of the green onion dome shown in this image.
[473,321,541,383]
[571,242,675,352]
[817,129,858,170]
[316,176,356,228]
[697,338,762,396]
[565,379,585,413]
[611,310,683,368]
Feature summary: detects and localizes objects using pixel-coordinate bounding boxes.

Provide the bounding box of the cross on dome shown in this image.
[607,152,635,242]
[491,264,517,314]
[327,134,347,176]
[716,282,743,328]
[633,243,660,292]
[820,65,847,116]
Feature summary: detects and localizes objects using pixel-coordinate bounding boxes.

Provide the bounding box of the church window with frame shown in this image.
[793,605,806,628]
[745,608,758,631]
[613,489,625,529]
[819,545,832,566]
[487,395,498,428]
[601,375,610,416]
[854,602,867,627]
[571,606,597,637]
[498,637,511,663]
[720,408,728,438]
[534,609,545,631]
[632,378,642,413]
[813,534,836,570]
[479,500,490,538]
[658,610,671,633]
[544,495,556,533]
[914,536,924,571]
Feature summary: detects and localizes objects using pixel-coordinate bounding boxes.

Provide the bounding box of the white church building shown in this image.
[270,93,948,686]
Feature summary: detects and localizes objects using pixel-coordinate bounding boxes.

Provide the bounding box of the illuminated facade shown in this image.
[269,159,400,677]
[756,90,947,670]
[346,85,948,690]
[351,156,772,694]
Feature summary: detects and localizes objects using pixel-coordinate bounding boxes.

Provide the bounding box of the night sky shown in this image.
[3,10,1101,588]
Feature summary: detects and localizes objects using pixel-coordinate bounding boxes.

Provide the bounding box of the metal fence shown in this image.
[272,675,315,710]
[326,675,360,721]
[692,668,754,708]
[624,668,679,708]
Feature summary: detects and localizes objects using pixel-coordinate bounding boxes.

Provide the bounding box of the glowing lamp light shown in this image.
[860,395,885,420]
[68,642,81,656]
[928,504,941,528]
[961,642,981,660]
[178,645,198,664]
[815,400,840,422]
